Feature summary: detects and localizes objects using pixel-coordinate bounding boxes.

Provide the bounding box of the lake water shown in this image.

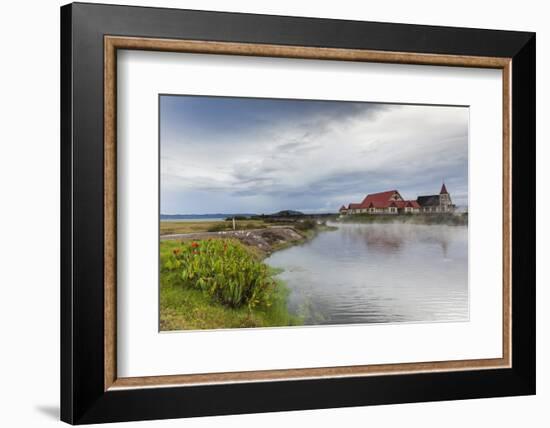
[265,222,468,325]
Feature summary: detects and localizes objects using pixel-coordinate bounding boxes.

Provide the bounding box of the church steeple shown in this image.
[440,182,448,194]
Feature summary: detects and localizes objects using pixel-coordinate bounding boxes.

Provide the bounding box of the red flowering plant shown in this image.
[164,239,276,310]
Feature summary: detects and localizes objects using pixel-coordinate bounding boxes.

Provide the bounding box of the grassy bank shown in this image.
[337,213,468,226]
[294,220,338,239]
[160,239,301,331]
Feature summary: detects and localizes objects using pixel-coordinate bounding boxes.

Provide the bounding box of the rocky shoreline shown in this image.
[161,226,307,256]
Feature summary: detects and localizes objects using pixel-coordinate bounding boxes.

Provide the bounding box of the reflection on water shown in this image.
[265,222,468,325]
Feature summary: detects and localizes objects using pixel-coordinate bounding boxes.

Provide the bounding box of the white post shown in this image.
[232,217,236,230]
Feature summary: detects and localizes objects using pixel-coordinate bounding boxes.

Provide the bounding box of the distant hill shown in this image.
[270,210,304,217]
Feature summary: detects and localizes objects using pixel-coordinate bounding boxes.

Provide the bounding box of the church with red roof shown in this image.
[339,183,454,215]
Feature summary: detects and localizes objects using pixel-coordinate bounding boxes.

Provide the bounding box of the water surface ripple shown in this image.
[265,222,468,325]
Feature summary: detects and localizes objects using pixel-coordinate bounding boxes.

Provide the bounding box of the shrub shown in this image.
[224,215,249,221]
[207,223,230,232]
[293,219,317,231]
[163,239,276,310]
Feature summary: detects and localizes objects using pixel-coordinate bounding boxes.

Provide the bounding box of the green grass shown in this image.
[160,240,301,331]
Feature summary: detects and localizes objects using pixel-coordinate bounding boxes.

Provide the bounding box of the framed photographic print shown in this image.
[60,2,536,424]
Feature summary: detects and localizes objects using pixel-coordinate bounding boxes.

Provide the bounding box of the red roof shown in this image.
[360,190,400,207]
[440,183,448,194]
[363,200,420,209]
[387,200,420,209]
[405,200,421,208]
[346,190,420,210]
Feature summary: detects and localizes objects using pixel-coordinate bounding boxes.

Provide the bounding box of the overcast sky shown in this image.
[160,95,468,215]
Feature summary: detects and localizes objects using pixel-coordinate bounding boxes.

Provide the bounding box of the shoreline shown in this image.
[159,222,335,331]
[335,213,468,226]
[160,215,465,260]
[161,222,336,257]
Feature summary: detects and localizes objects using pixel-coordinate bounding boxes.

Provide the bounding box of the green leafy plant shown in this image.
[292,219,317,231]
[164,239,276,310]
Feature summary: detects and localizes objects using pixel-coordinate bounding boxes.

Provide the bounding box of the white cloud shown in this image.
[161,103,468,214]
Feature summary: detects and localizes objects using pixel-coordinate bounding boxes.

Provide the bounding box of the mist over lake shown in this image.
[266,222,468,325]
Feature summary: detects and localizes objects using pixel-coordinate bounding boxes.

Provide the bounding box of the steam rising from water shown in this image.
[266,222,468,325]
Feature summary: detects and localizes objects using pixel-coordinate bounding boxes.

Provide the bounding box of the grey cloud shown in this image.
[161,101,468,213]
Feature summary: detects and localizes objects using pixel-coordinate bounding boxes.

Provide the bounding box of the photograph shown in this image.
[159,95,469,331]
[56,2,536,424]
